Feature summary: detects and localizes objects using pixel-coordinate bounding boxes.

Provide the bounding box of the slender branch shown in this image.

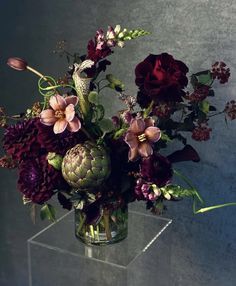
[26,66,53,86]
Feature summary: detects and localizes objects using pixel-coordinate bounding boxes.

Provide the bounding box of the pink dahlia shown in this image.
[40,94,81,134]
[124,117,161,161]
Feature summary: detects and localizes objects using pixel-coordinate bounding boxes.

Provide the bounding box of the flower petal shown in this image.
[49,94,67,111]
[65,104,75,122]
[129,118,145,134]
[124,131,138,149]
[67,117,81,132]
[144,117,155,128]
[53,119,68,134]
[65,95,79,106]
[40,109,56,126]
[138,142,153,157]
[145,127,161,142]
[128,147,139,161]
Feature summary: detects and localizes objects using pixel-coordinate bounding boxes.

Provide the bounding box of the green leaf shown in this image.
[88,91,99,105]
[40,204,56,222]
[113,128,127,139]
[98,118,114,134]
[160,132,172,142]
[92,104,105,122]
[192,70,214,88]
[106,74,125,91]
[199,100,210,114]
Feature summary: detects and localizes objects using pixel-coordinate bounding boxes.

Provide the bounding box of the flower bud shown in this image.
[47,152,63,170]
[7,57,28,71]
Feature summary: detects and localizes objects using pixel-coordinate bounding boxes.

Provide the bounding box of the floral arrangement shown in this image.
[1,25,236,225]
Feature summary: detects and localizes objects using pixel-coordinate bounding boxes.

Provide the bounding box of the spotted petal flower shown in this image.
[124,117,161,161]
[40,94,81,134]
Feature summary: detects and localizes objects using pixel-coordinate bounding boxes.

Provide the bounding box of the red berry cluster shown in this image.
[192,123,212,141]
[225,100,236,120]
[211,61,230,84]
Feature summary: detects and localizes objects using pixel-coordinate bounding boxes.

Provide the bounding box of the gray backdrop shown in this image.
[0,0,236,285]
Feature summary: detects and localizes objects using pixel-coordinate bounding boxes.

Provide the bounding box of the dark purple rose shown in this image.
[140,153,173,187]
[18,155,69,204]
[135,53,189,107]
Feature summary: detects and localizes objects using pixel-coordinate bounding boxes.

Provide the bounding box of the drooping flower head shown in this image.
[124,117,161,161]
[135,53,189,107]
[40,94,81,134]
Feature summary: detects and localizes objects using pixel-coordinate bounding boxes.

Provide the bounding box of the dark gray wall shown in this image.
[0,0,236,285]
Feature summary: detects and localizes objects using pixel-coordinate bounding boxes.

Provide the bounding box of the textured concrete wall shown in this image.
[0,0,236,285]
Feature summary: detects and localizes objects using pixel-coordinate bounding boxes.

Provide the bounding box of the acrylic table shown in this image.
[28,210,172,286]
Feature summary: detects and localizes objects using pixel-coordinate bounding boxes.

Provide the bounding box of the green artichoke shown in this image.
[62,141,111,191]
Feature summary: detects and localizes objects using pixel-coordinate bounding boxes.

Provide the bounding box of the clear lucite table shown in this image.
[28,210,172,286]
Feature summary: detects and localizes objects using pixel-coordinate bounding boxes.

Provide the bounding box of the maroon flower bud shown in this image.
[7,57,28,71]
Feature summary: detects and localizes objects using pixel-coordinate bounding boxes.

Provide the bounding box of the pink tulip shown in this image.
[40,94,81,134]
[124,117,161,161]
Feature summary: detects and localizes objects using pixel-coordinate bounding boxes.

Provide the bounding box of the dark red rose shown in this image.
[135,53,189,107]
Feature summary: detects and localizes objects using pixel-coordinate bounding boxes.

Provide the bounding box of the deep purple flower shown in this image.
[87,39,112,63]
[3,119,41,161]
[18,155,69,204]
[135,178,161,201]
[36,120,83,156]
[140,153,173,187]
[135,53,189,107]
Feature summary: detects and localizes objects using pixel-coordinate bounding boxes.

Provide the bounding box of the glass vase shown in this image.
[75,203,128,245]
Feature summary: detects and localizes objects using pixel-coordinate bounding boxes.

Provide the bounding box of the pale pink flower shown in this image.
[40,94,81,134]
[124,117,161,161]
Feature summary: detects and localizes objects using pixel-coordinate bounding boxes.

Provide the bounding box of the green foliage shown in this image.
[98,118,115,135]
[40,204,56,222]
[191,70,213,89]
[106,74,125,91]
[88,91,99,105]
[199,100,210,114]
[113,128,127,140]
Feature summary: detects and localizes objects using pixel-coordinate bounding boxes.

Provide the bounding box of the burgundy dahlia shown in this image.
[140,153,173,187]
[36,120,83,156]
[135,53,189,107]
[18,155,69,204]
[3,119,41,161]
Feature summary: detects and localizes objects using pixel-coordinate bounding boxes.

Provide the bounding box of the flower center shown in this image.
[138,133,147,142]
[54,110,65,119]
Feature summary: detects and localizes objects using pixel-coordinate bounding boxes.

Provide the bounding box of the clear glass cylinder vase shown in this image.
[75,203,128,245]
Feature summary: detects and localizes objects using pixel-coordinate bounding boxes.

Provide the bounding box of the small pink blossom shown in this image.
[40,94,81,134]
[124,117,161,161]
